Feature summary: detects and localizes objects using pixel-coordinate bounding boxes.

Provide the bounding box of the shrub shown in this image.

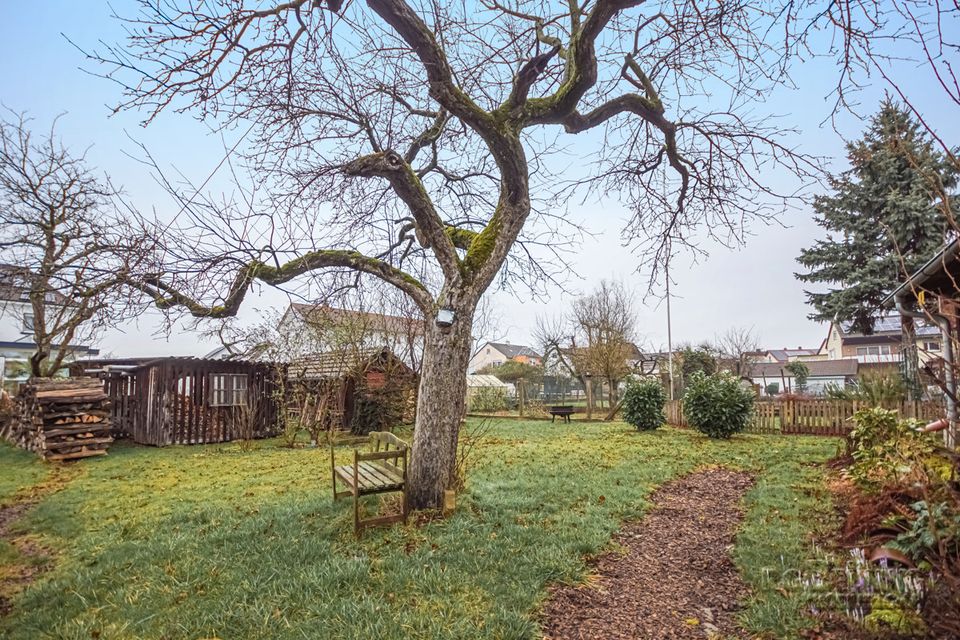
[622,378,666,431]
[682,371,754,438]
[468,386,508,413]
[764,382,780,396]
[846,408,933,490]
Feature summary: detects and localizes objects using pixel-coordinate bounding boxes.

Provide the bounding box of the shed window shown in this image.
[209,373,248,406]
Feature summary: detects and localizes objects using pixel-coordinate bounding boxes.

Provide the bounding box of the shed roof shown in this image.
[466,374,511,388]
[884,236,960,304]
[746,359,859,379]
[289,347,413,381]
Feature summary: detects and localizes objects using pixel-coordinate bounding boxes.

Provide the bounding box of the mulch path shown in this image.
[541,467,755,640]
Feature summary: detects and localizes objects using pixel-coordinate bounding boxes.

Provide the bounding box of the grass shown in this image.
[0,420,838,639]
[0,441,51,506]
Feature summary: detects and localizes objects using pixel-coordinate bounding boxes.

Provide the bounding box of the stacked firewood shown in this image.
[9,378,113,461]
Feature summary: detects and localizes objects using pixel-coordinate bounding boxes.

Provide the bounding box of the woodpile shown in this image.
[7,378,113,461]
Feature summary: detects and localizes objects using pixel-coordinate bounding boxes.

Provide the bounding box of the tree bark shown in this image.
[406,311,474,510]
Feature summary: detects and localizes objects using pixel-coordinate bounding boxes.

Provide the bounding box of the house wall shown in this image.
[278,313,424,370]
[467,344,508,373]
[0,299,32,343]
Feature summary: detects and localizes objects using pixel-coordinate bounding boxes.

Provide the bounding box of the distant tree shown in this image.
[0,113,135,377]
[715,326,761,376]
[478,360,543,385]
[680,344,718,381]
[785,361,810,394]
[796,100,956,332]
[536,281,638,412]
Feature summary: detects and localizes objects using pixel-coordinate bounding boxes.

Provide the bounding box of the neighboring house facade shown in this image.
[278,303,425,371]
[817,314,941,365]
[469,341,543,373]
[745,359,859,396]
[0,266,98,386]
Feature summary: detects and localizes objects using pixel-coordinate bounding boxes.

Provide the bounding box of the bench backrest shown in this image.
[368,431,408,452]
[355,431,409,477]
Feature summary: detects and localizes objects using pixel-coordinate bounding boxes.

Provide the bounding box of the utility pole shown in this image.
[666,258,675,402]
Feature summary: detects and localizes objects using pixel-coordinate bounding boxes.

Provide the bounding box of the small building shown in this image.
[468,341,542,373]
[280,303,425,371]
[465,374,514,405]
[885,237,960,447]
[288,347,417,432]
[745,359,859,396]
[70,357,282,446]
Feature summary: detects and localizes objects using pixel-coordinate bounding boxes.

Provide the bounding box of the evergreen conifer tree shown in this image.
[796,99,957,332]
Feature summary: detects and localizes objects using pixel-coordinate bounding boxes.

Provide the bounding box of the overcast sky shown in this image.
[2,2,956,358]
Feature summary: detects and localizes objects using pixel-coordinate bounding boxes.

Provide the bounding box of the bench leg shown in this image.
[353,490,360,535]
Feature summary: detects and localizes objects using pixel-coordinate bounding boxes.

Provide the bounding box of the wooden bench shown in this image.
[548,405,575,423]
[331,431,408,534]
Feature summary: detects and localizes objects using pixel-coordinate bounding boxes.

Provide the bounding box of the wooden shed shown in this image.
[288,347,416,432]
[70,357,282,446]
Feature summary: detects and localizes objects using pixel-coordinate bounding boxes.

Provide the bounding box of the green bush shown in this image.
[468,386,508,413]
[682,371,755,438]
[622,378,666,431]
[847,407,933,490]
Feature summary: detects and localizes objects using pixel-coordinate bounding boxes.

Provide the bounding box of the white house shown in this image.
[468,341,543,373]
[0,265,99,386]
[276,303,425,371]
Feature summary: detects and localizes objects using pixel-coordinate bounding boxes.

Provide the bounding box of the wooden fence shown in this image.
[665,399,945,436]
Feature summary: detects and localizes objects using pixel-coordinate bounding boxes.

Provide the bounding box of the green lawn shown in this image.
[0,421,838,639]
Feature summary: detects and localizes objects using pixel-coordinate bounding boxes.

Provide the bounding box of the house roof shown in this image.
[746,359,859,379]
[837,314,939,338]
[288,346,414,380]
[285,303,425,336]
[484,342,542,360]
[764,348,819,362]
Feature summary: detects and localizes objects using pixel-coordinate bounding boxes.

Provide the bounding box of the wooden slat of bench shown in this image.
[358,461,403,485]
[334,464,403,494]
[355,464,388,490]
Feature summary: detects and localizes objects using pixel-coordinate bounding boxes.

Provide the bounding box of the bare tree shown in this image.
[715,326,762,377]
[536,280,638,413]
[90,0,832,508]
[0,112,135,377]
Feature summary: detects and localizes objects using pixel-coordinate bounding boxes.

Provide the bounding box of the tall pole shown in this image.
[666,259,675,401]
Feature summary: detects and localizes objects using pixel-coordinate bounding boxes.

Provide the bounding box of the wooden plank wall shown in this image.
[664,398,946,436]
[90,358,283,446]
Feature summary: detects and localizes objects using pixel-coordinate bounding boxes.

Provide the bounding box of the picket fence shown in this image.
[664,399,944,436]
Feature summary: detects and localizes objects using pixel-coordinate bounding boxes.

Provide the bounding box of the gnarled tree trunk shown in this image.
[407,310,474,510]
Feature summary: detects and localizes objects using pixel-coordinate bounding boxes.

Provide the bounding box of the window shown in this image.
[22,312,34,333]
[856,345,892,356]
[209,373,248,406]
[923,340,941,352]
